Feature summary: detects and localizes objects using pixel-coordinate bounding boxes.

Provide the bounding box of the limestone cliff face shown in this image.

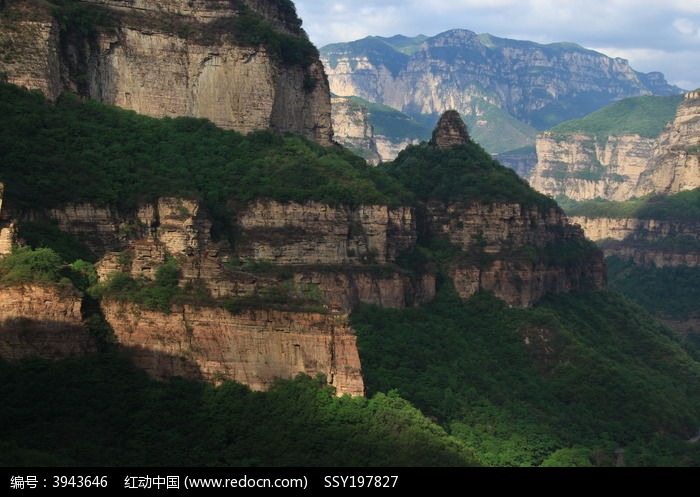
[430,202,605,306]
[529,133,656,201]
[321,29,680,129]
[235,201,416,266]
[530,91,700,201]
[331,97,381,164]
[572,216,700,267]
[430,111,470,149]
[3,191,605,391]
[102,301,364,396]
[0,284,97,360]
[330,96,421,163]
[0,0,333,144]
[637,91,700,197]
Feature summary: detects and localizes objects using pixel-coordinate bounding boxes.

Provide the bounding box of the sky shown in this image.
[294,0,700,90]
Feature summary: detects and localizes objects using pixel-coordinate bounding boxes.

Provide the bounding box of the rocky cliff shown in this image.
[0,284,97,360]
[530,92,700,201]
[637,91,700,197]
[432,202,605,306]
[530,133,657,201]
[0,0,333,144]
[331,97,381,164]
[6,183,604,387]
[321,30,681,132]
[331,96,425,163]
[571,215,700,267]
[103,301,364,396]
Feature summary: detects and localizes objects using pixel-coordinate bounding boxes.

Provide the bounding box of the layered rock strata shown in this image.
[572,215,700,267]
[103,301,364,396]
[0,0,333,144]
[0,284,97,360]
[530,91,700,201]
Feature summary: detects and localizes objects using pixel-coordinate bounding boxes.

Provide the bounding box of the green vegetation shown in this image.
[90,259,182,313]
[205,3,316,67]
[321,37,409,76]
[17,221,97,263]
[223,281,326,314]
[345,96,431,141]
[459,98,538,154]
[607,257,700,322]
[0,247,67,286]
[565,188,700,221]
[352,290,700,466]
[550,95,684,139]
[0,83,408,217]
[382,34,429,56]
[48,0,114,37]
[0,355,477,467]
[383,141,556,210]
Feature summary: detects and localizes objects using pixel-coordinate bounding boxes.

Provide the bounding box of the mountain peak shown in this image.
[430,110,470,149]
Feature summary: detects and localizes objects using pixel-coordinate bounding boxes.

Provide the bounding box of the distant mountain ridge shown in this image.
[321,29,683,151]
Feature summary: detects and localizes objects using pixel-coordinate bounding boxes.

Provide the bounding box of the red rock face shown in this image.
[0,284,97,360]
[1,194,604,395]
[103,301,364,397]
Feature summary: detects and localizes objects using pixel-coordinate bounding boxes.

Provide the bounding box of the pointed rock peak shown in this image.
[430,110,470,149]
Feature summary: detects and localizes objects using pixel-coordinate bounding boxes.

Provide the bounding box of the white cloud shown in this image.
[674,18,699,36]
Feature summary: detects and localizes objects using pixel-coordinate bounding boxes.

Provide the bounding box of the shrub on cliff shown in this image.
[0,247,65,286]
[91,259,182,313]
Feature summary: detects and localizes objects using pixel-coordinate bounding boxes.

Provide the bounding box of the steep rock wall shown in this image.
[572,215,700,267]
[4,192,604,392]
[430,202,606,306]
[530,91,700,201]
[0,0,333,144]
[637,91,700,196]
[331,97,381,164]
[103,301,364,396]
[529,134,656,201]
[236,200,416,266]
[0,284,97,360]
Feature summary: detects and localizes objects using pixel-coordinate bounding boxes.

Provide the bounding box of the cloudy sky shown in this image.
[294,0,700,90]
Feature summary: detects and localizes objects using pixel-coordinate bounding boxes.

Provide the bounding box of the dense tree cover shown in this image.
[565,188,700,221]
[607,257,700,322]
[0,83,408,216]
[550,95,684,139]
[0,355,477,467]
[383,142,557,210]
[352,289,700,466]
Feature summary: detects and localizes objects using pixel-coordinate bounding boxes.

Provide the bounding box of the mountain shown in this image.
[320,29,683,137]
[529,92,700,201]
[331,95,429,163]
[0,83,604,393]
[4,88,700,466]
[1,1,699,468]
[0,0,333,144]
